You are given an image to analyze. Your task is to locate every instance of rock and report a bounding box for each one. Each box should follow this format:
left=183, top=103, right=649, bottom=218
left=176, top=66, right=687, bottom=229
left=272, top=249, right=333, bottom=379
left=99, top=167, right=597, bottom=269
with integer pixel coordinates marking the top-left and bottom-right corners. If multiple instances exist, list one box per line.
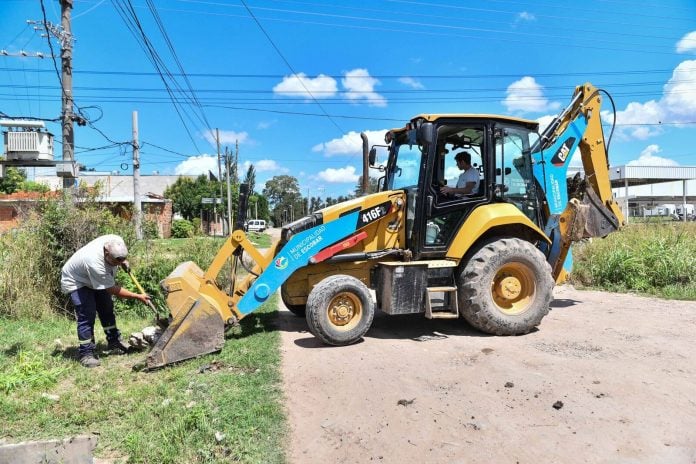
left=40, top=393, right=60, bottom=402
left=215, top=431, right=225, bottom=443
left=142, top=326, right=163, bottom=345
left=504, top=382, right=514, bottom=388
left=552, top=401, right=564, bottom=410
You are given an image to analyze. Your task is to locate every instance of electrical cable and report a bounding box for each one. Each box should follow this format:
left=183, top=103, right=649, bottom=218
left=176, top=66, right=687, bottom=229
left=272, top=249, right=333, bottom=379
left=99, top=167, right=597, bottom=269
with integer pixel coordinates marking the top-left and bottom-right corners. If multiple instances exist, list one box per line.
left=240, top=0, right=345, bottom=135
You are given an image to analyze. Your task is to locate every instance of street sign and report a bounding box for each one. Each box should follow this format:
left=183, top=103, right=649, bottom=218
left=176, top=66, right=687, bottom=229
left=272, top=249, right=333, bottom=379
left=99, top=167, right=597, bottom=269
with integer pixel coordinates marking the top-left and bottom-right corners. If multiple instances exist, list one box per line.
left=201, top=197, right=222, bottom=204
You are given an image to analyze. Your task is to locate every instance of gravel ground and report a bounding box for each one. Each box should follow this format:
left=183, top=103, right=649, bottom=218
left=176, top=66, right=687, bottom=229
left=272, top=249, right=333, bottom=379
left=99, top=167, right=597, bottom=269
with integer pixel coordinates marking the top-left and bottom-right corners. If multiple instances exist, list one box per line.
left=278, top=285, right=696, bottom=464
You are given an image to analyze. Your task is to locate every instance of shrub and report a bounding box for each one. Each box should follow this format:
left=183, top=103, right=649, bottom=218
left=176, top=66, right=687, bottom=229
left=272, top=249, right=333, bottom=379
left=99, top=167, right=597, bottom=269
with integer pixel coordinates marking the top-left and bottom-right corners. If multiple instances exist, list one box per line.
left=171, top=219, right=194, bottom=238
left=0, top=190, right=133, bottom=318
left=573, top=222, right=696, bottom=299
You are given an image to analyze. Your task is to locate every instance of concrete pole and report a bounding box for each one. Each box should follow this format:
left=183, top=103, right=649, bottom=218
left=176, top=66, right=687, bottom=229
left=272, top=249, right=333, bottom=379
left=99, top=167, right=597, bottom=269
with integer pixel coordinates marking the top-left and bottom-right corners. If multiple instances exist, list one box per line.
left=683, top=180, right=688, bottom=223
left=132, top=111, right=142, bottom=239
left=61, top=0, right=74, bottom=189
left=624, top=177, right=629, bottom=221
left=225, top=146, right=232, bottom=234
left=215, top=128, right=224, bottom=235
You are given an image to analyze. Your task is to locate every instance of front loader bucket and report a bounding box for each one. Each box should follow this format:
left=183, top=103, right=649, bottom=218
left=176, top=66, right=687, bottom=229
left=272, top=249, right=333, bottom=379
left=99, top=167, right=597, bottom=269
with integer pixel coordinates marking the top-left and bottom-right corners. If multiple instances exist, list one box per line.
left=146, top=297, right=225, bottom=369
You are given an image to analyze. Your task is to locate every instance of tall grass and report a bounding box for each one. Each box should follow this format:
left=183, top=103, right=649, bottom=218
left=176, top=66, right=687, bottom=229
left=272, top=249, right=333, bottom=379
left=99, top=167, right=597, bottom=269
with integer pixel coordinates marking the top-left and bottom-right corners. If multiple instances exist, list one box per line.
left=0, top=190, right=133, bottom=318
left=573, top=222, right=696, bottom=299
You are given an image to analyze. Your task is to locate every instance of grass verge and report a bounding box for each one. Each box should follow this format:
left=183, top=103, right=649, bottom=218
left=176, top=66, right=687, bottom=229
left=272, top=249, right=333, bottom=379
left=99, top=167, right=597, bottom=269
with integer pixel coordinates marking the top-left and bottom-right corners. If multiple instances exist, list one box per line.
left=0, top=294, right=285, bottom=463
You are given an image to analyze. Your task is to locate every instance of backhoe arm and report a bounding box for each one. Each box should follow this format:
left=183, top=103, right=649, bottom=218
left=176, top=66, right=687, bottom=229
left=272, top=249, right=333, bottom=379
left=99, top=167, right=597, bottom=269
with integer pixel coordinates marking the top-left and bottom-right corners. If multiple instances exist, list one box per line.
left=532, top=82, right=625, bottom=281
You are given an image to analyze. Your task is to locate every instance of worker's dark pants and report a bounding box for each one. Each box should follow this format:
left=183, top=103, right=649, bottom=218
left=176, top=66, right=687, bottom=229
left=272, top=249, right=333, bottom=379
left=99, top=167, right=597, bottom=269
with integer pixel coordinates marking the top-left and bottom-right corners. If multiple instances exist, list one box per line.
left=69, top=287, right=121, bottom=357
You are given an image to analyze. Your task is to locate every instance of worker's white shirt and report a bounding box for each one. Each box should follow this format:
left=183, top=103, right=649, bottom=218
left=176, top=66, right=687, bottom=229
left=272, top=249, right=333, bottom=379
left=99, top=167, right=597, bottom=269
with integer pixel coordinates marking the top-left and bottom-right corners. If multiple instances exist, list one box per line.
left=60, top=235, right=123, bottom=294
left=455, top=167, right=480, bottom=194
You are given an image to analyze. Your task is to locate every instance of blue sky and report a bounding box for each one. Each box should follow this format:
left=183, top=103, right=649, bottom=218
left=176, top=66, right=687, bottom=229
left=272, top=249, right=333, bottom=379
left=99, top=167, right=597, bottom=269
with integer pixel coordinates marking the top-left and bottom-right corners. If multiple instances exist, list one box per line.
left=2, top=0, right=696, bottom=198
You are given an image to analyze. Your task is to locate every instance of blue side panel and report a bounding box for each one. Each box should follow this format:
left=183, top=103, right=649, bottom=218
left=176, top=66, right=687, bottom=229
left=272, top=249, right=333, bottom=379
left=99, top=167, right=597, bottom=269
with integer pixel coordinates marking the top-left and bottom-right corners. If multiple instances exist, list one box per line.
left=236, top=211, right=360, bottom=316
left=532, top=115, right=587, bottom=215
left=532, top=115, right=588, bottom=272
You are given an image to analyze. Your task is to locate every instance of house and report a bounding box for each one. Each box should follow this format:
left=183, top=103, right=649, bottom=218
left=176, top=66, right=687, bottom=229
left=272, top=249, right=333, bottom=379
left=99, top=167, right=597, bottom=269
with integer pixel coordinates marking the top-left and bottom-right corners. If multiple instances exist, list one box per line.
left=0, top=173, right=193, bottom=237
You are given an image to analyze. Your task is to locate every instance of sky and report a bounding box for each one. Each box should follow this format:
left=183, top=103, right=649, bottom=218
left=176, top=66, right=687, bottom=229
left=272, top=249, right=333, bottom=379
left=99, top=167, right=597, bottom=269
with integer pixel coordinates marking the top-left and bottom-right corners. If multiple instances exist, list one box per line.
left=1, top=0, right=696, bottom=199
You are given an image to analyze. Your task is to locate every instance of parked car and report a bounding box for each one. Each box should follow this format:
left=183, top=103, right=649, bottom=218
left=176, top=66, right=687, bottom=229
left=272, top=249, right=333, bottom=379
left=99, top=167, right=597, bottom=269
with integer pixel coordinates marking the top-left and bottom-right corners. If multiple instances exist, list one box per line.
left=245, top=219, right=267, bottom=232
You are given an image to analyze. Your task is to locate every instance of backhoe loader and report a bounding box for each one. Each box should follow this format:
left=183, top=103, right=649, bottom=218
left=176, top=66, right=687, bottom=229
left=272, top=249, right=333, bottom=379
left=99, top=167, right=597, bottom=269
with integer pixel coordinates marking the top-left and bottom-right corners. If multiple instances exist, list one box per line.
left=145, top=82, right=624, bottom=369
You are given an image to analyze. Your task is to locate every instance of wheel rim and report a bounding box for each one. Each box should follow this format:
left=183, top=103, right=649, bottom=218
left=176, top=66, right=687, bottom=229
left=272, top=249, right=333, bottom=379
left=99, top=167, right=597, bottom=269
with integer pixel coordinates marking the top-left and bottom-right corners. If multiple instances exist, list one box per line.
left=326, top=292, right=362, bottom=331
left=491, top=262, right=536, bottom=315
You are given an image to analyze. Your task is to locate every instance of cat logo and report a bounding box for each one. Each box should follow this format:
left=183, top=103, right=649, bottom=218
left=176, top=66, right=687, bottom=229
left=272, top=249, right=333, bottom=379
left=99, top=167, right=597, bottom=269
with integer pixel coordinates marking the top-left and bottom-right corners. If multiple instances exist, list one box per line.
left=551, top=137, right=576, bottom=166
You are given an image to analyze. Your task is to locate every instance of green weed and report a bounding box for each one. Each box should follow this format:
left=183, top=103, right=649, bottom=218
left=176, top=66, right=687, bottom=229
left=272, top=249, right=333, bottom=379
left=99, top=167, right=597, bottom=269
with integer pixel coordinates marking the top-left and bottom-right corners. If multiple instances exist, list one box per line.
left=573, top=222, right=696, bottom=299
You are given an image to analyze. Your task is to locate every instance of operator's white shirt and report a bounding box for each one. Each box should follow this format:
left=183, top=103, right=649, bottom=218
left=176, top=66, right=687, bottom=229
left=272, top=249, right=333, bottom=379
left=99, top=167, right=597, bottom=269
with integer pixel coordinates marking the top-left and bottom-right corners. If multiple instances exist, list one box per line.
left=455, top=167, right=480, bottom=194
left=60, top=235, right=123, bottom=294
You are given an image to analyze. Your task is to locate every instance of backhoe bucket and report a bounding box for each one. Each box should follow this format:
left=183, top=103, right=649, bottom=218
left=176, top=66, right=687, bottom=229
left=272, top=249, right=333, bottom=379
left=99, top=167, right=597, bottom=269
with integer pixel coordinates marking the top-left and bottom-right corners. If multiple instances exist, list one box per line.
left=145, top=261, right=228, bottom=370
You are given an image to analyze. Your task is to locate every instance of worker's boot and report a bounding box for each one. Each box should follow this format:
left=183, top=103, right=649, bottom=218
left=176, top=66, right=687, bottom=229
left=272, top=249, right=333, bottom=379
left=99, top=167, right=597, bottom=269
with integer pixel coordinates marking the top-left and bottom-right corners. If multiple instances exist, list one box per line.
left=105, top=328, right=130, bottom=355
left=79, top=353, right=101, bottom=368
left=106, top=339, right=130, bottom=355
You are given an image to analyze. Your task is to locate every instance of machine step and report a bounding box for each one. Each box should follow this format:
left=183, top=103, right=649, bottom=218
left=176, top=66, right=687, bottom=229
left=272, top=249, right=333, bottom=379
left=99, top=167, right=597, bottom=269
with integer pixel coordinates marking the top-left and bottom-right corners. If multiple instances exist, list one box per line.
left=425, top=285, right=459, bottom=320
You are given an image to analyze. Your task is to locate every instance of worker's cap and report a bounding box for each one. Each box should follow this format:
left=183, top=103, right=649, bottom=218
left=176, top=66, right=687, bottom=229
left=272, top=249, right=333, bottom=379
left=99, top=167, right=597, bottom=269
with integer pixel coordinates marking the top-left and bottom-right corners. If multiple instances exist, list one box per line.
left=104, top=240, right=128, bottom=260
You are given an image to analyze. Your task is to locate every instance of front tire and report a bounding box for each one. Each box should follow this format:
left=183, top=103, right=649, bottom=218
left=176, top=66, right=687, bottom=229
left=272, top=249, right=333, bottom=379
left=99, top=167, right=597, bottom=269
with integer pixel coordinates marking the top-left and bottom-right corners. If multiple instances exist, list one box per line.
left=280, top=286, right=306, bottom=317
left=306, top=275, right=375, bottom=346
left=458, top=237, right=553, bottom=335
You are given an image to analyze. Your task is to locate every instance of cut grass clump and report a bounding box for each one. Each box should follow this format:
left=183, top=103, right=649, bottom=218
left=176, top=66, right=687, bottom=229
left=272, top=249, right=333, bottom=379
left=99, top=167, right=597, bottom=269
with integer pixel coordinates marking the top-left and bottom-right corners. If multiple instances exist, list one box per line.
left=573, top=222, right=696, bottom=300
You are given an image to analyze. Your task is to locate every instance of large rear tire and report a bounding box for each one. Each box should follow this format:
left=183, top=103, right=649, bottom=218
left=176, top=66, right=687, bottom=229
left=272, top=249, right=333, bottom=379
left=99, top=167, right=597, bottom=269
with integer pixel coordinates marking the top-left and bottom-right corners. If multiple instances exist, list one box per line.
left=306, top=275, right=375, bottom=346
left=458, top=237, right=553, bottom=335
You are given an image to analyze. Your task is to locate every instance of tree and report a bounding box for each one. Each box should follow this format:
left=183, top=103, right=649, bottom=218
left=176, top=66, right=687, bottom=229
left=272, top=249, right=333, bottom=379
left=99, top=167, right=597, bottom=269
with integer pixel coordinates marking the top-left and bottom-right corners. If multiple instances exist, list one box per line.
left=353, top=175, right=380, bottom=197
left=243, top=164, right=256, bottom=194
left=262, top=175, right=302, bottom=226
left=164, top=174, right=220, bottom=220
left=0, top=167, right=27, bottom=194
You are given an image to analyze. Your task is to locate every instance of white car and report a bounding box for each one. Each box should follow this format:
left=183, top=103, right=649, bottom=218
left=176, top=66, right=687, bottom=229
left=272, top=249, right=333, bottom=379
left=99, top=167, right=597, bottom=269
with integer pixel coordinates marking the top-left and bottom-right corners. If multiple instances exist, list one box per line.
left=246, top=219, right=266, bottom=232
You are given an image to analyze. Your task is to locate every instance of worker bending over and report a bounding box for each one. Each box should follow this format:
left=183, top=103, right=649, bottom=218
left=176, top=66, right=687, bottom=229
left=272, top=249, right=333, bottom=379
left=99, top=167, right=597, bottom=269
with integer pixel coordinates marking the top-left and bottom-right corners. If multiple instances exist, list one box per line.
left=61, top=234, right=150, bottom=368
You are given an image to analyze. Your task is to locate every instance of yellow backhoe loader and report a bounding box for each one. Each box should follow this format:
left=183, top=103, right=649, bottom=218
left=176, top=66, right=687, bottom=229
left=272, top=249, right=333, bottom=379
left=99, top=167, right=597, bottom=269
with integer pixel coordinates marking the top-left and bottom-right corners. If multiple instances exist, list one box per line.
left=145, top=82, right=624, bottom=369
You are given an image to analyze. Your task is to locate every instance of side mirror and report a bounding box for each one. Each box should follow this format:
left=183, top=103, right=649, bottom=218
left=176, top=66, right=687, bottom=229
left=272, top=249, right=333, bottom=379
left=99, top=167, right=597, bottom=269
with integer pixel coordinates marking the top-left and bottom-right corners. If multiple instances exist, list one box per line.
left=369, top=147, right=377, bottom=167
left=418, top=122, right=435, bottom=146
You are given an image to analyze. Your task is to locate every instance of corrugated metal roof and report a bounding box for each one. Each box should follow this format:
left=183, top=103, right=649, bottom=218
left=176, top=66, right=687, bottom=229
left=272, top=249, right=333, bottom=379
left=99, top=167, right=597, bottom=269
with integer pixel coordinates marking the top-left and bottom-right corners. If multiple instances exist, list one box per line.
left=611, top=165, right=696, bottom=185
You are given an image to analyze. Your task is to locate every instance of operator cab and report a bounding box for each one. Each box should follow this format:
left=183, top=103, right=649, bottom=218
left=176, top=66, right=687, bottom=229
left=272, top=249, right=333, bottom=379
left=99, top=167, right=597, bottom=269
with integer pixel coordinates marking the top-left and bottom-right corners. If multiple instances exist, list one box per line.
left=378, top=115, right=542, bottom=259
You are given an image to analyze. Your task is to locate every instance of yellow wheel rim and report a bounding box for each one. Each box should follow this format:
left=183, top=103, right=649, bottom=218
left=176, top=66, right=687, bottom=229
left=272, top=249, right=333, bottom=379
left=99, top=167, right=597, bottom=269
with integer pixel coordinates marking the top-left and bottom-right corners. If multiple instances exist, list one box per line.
left=327, top=292, right=362, bottom=331
left=491, top=262, right=536, bottom=315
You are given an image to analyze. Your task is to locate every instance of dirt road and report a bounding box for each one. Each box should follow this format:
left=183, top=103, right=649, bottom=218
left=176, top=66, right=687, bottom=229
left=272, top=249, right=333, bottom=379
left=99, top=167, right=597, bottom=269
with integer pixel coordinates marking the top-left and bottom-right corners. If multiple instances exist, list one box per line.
left=277, top=285, right=696, bottom=463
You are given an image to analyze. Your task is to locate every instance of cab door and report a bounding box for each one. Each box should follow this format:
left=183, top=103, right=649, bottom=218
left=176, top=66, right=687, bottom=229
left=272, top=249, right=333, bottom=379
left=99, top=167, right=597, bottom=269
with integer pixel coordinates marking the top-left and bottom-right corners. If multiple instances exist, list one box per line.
left=416, top=121, right=491, bottom=259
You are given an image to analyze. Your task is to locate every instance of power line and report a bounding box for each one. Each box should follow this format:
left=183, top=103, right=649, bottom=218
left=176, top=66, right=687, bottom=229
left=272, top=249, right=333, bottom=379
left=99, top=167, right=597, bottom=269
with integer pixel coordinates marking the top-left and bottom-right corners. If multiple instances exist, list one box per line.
left=0, top=65, right=683, bottom=80
left=112, top=0, right=205, bottom=153
left=239, top=0, right=345, bottom=135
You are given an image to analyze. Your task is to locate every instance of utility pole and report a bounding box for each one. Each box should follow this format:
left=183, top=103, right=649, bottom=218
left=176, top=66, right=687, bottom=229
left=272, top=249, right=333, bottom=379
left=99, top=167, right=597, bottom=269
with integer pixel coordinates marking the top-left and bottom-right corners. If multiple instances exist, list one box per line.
left=59, top=0, right=74, bottom=188
left=225, top=146, right=232, bottom=234
left=215, top=128, right=224, bottom=235
left=132, top=111, right=142, bottom=239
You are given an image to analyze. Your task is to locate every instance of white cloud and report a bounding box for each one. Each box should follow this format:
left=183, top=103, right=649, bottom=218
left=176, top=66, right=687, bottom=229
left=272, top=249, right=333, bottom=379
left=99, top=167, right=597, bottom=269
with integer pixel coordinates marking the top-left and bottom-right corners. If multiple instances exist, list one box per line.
left=604, top=100, right=666, bottom=140
left=342, top=68, right=387, bottom=107
left=203, top=129, right=250, bottom=145
left=605, top=60, right=696, bottom=141
left=536, top=114, right=555, bottom=132
left=242, top=159, right=287, bottom=173
left=256, top=120, right=276, bottom=130
left=317, top=165, right=360, bottom=183
left=516, top=11, right=536, bottom=22
left=662, top=60, right=696, bottom=119
left=399, top=77, right=424, bottom=89
left=503, top=76, right=560, bottom=113
left=312, top=129, right=388, bottom=157
left=676, top=31, right=696, bottom=54
left=174, top=154, right=218, bottom=176
left=273, top=73, right=337, bottom=98
left=627, top=144, right=679, bottom=166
